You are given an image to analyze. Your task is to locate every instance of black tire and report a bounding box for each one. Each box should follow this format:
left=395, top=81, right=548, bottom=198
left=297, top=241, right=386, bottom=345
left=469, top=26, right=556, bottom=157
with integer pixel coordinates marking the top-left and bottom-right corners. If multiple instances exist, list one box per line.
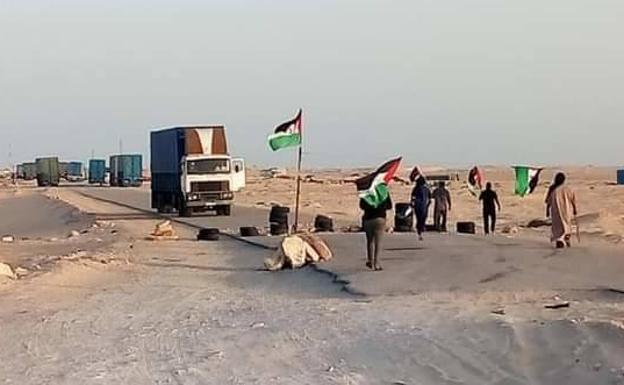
left=240, top=226, right=260, bottom=237
left=269, top=206, right=290, bottom=223
left=314, top=215, right=334, bottom=232
left=197, top=228, right=220, bottom=241
left=456, top=221, right=476, bottom=234
left=394, top=225, right=412, bottom=233
left=270, top=223, right=288, bottom=236
left=220, top=205, right=231, bottom=216
left=395, top=203, right=412, bottom=217
left=179, top=202, right=192, bottom=217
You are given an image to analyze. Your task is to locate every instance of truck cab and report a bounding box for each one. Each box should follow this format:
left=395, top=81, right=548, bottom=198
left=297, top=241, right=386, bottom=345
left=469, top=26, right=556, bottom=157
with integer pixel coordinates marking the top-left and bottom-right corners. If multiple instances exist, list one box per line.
left=150, top=126, right=245, bottom=217
left=181, top=155, right=245, bottom=215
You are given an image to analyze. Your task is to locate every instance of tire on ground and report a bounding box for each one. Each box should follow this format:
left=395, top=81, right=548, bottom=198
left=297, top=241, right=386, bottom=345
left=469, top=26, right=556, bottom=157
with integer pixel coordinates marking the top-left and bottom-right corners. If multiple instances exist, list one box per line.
left=456, top=221, right=476, bottom=234
left=314, top=215, right=334, bottom=232
left=240, top=226, right=260, bottom=237
left=197, top=228, right=220, bottom=241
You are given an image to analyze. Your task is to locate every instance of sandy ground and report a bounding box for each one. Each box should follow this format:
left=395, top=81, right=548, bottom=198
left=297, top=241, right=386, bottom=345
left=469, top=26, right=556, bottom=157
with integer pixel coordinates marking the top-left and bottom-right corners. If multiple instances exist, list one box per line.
left=0, top=179, right=623, bottom=384
left=237, top=166, right=624, bottom=244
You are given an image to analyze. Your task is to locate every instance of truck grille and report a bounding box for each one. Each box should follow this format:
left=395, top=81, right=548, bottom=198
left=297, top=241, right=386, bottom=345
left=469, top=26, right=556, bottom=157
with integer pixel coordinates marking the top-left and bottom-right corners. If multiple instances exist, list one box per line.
left=191, top=181, right=230, bottom=193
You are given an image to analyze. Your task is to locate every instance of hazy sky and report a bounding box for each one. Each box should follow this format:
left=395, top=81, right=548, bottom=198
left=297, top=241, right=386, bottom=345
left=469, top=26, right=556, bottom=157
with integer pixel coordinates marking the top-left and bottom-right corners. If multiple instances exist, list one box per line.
left=1, top=0, right=623, bottom=168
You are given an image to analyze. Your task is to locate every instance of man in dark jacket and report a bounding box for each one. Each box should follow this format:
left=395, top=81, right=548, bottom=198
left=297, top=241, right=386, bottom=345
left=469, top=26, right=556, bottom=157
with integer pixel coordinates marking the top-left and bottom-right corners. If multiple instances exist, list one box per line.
left=479, top=182, right=501, bottom=234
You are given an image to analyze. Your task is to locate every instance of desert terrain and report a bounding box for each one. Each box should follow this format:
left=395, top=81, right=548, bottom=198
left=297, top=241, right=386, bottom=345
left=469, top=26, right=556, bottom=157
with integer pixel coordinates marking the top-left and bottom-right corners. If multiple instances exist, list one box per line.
left=239, top=165, right=624, bottom=244
left=0, top=167, right=623, bottom=384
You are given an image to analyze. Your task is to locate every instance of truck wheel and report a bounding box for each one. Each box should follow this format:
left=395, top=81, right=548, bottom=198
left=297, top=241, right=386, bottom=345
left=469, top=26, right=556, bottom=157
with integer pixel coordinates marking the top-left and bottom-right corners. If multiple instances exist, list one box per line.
left=220, top=205, right=231, bottom=216
left=179, top=204, right=192, bottom=217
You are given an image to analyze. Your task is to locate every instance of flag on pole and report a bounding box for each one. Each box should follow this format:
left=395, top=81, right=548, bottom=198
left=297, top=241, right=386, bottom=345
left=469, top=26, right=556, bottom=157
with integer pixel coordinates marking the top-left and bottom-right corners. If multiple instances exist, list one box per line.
left=513, top=166, right=543, bottom=197
left=268, top=109, right=302, bottom=151
left=468, top=166, right=484, bottom=196
left=355, top=157, right=402, bottom=208
left=409, top=166, right=422, bottom=183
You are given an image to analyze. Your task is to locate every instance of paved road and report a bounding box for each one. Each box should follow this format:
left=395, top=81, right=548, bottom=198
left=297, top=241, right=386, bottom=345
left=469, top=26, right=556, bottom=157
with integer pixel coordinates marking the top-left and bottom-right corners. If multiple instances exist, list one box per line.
left=72, top=186, right=324, bottom=232
left=254, top=232, right=624, bottom=296
left=0, top=193, right=93, bottom=238
left=70, top=186, right=624, bottom=297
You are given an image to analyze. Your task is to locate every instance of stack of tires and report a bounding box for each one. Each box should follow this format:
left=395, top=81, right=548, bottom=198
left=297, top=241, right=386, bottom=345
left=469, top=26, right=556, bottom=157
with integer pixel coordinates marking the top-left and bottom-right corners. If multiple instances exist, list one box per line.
left=314, top=215, right=334, bottom=232
left=269, top=206, right=290, bottom=235
left=394, top=203, right=413, bottom=232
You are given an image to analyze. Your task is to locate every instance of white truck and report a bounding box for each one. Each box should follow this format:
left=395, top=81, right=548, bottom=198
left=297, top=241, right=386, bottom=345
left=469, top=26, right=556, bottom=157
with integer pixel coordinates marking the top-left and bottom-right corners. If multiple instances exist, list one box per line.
left=150, top=126, right=245, bottom=216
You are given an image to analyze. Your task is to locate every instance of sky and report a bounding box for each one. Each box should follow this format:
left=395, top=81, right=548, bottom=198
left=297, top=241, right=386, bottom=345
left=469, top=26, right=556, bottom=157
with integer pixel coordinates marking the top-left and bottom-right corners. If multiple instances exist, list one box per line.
left=1, top=0, right=623, bottom=169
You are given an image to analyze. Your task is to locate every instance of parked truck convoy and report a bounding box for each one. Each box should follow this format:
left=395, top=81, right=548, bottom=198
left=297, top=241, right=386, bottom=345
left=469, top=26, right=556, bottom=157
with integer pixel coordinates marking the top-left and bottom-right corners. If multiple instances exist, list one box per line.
left=22, top=163, right=36, bottom=180
left=109, top=154, right=143, bottom=187
left=35, top=157, right=60, bottom=187
left=150, top=126, right=245, bottom=216
left=66, top=161, right=85, bottom=182
left=88, top=159, right=106, bottom=185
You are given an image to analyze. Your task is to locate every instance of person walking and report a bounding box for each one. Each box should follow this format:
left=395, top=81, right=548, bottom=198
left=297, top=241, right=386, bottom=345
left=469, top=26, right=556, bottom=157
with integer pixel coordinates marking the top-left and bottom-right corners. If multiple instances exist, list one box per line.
left=411, top=176, right=431, bottom=240
left=431, top=181, right=452, bottom=232
left=545, top=172, right=578, bottom=248
left=360, top=194, right=392, bottom=271
left=479, top=182, right=501, bottom=234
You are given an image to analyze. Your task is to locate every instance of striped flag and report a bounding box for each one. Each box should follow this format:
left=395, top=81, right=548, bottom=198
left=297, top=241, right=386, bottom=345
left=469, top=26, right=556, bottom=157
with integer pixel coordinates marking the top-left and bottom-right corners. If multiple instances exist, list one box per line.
left=468, top=166, right=484, bottom=196
left=268, top=109, right=302, bottom=151
left=356, top=157, right=402, bottom=208
left=513, top=166, right=543, bottom=197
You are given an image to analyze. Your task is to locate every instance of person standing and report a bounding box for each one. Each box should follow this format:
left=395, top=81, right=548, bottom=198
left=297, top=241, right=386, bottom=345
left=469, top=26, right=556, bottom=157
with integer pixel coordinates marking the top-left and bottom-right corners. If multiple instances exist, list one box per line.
left=411, top=176, right=431, bottom=240
left=431, top=181, right=452, bottom=232
left=545, top=172, right=577, bottom=248
left=360, top=195, right=392, bottom=271
left=479, top=182, right=501, bottom=234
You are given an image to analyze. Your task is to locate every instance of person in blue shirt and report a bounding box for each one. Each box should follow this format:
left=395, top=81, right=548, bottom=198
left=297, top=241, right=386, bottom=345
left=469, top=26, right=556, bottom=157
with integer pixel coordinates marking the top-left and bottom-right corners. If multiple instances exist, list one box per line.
left=411, top=176, right=431, bottom=240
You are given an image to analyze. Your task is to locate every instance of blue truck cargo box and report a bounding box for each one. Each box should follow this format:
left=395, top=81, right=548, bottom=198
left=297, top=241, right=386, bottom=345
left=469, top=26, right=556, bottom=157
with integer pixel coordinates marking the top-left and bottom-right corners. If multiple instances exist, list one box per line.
left=109, top=154, right=142, bottom=187
left=618, top=169, right=624, bottom=185
left=88, top=159, right=106, bottom=184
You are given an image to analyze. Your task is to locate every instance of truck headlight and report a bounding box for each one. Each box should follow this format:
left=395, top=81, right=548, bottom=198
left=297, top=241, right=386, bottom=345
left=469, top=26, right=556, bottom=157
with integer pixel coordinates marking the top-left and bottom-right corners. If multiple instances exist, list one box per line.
left=189, top=194, right=199, bottom=201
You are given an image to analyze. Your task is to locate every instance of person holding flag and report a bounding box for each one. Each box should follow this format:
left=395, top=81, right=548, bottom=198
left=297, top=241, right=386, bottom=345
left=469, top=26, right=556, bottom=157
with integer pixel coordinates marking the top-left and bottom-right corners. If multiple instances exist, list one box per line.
left=356, top=157, right=402, bottom=271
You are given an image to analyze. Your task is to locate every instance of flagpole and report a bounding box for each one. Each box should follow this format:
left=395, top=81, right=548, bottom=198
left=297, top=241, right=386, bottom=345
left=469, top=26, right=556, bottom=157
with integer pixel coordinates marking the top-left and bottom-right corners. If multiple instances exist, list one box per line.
left=293, top=145, right=303, bottom=233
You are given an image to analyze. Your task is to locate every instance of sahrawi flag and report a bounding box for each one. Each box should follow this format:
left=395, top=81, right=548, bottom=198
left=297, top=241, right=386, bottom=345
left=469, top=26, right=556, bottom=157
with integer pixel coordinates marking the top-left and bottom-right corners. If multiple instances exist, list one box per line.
left=513, top=166, right=543, bottom=197
left=268, top=109, right=302, bottom=151
left=467, top=166, right=484, bottom=196
left=356, top=157, right=402, bottom=208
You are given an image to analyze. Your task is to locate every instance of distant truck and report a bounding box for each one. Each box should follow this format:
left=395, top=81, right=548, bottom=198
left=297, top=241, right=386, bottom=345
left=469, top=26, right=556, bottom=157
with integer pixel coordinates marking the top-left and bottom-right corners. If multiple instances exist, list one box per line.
left=150, top=126, right=245, bottom=216
left=22, top=162, right=37, bottom=180
left=35, top=157, right=60, bottom=187
left=66, top=161, right=85, bottom=182
left=59, top=162, right=69, bottom=180
left=15, top=164, right=24, bottom=179
left=88, top=159, right=106, bottom=185
left=109, top=154, right=142, bottom=187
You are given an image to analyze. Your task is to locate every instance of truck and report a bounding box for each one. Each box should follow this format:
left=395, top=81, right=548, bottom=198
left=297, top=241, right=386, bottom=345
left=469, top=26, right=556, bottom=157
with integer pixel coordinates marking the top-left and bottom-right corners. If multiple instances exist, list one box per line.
left=150, top=126, right=245, bottom=217
left=22, top=162, right=37, bottom=180
left=88, top=159, right=106, bottom=185
left=15, top=164, right=24, bottom=179
left=109, top=154, right=142, bottom=187
left=59, top=162, right=69, bottom=180
left=35, top=157, right=60, bottom=187
left=66, top=161, right=85, bottom=182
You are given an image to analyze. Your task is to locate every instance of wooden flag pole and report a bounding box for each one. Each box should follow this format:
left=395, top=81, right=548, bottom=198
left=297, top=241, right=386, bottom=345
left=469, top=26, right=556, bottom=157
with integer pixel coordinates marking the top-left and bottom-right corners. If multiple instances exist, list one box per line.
left=293, top=144, right=303, bottom=233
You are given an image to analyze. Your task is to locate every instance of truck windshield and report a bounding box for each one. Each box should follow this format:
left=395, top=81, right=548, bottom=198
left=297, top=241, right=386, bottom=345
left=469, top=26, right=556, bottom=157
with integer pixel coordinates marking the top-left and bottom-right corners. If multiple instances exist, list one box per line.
left=187, top=159, right=230, bottom=174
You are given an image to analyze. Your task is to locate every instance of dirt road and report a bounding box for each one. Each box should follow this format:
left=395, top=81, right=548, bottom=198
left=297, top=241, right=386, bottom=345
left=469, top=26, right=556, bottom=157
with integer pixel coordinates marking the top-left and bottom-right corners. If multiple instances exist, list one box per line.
left=0, top=189, right=623, bottom=384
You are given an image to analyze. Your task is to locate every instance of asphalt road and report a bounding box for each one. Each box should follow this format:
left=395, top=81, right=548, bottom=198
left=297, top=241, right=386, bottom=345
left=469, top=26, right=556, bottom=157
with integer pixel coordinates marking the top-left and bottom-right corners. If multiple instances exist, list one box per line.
left=69, top=186, right=624, bottom=297
left=72, top=186, right=318, bottom=232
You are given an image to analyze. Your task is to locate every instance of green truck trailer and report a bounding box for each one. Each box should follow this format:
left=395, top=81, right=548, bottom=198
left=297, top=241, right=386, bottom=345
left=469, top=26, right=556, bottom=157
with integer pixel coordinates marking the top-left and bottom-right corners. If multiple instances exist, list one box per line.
left=35, top=157, right=60, bottom=187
